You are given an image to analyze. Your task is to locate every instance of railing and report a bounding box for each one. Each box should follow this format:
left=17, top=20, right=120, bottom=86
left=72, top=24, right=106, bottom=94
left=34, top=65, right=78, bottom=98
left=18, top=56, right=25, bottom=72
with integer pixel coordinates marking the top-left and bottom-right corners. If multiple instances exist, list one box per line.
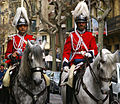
left=107, top=15, right=120, bottom=33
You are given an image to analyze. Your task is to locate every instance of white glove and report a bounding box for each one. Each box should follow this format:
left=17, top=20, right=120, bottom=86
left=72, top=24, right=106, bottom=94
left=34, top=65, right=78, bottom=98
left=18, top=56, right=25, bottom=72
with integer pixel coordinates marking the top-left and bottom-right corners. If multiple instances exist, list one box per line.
left=63, top=66, right=69, bottom=72
left=81, top=51, right=86, bottom=55
left=85, top=52, right=92, bottom=58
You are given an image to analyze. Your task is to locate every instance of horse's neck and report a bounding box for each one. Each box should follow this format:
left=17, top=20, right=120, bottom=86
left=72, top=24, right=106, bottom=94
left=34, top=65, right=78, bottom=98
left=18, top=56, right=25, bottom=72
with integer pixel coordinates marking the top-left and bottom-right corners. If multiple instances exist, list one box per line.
left=83, top=56, right=101, bottom=96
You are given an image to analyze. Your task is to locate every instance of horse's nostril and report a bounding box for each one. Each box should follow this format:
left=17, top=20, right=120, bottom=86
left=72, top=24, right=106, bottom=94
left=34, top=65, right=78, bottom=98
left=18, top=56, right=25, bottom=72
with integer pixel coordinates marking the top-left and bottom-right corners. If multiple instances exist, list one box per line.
left=34, top=80, right=42, bottom=85
left=40, top=80, right=42, bottom=84
left=101, top=89, right=110, bottom=94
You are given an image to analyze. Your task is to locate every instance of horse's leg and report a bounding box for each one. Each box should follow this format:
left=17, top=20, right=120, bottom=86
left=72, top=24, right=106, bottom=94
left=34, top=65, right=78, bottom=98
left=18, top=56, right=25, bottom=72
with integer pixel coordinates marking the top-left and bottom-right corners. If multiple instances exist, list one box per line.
left=66, top=85, right=74, bottom=104
left=2, top=87, right=10, bottom=104
left=46, top=85, right=50, bottom=103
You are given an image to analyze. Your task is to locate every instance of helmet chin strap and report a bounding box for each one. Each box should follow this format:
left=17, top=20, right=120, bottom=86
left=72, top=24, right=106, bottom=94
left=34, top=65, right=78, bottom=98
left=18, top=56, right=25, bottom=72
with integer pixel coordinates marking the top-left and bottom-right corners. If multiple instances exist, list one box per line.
left=19, top=31, right=27, bottom=36
left=74, top=22, right=86, bottom=34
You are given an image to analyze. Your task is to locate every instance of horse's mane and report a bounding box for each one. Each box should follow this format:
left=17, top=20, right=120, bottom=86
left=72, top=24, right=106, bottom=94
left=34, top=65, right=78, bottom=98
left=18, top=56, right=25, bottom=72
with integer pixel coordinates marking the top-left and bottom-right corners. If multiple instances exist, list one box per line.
left=93, top=49, right=116, bottom=68
left=18, top=43, right=44, bottom=80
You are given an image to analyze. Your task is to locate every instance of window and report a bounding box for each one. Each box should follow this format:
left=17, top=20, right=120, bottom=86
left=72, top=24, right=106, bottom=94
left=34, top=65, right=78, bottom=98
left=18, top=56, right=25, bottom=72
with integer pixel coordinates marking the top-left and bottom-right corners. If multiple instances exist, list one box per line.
left=31, top=20, right=36, bottom=32
left=107, top=45, right=111, bottom=51
left=42, top=35, right=47, bottom=41
left=115, top=44, right=119, bottom=50
left=117, top=63, right=120, bottom=83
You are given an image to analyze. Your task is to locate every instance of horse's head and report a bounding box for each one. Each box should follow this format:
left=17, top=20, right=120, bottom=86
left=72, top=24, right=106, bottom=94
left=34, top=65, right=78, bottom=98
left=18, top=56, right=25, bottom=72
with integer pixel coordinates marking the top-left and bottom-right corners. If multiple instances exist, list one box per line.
left=97, top=49, right=118, bottom=94
left=19, top=40, right=46, bottom=85
left=27, top=40, right=46, bottom=85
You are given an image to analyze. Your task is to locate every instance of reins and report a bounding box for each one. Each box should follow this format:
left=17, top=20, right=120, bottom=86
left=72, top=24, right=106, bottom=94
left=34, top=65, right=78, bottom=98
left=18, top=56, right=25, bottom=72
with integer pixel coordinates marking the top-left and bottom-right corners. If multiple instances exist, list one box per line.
left=74, top=57, right=109, bottom=104
left=81, top=77, right=108, bottom=104
left=17, top=78, right=47, bottom=104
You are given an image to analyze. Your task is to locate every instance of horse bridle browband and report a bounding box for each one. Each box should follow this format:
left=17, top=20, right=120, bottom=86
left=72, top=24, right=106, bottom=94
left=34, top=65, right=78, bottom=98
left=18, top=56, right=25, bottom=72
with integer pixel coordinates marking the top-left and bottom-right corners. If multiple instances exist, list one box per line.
left=97, top=60, right=112, bottom=83
left=30, top=67, right=45, bottom=73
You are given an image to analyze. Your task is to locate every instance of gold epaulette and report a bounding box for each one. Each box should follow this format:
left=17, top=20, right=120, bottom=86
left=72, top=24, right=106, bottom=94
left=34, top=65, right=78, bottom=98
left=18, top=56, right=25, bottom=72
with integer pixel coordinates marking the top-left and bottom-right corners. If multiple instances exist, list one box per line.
left=92, top=33, right=96, bottom=37
left=7, top=37, right=12, bottom=40
left=33, top=35, right=36, bottom=39
left=8, top=34, right=17, bottom=40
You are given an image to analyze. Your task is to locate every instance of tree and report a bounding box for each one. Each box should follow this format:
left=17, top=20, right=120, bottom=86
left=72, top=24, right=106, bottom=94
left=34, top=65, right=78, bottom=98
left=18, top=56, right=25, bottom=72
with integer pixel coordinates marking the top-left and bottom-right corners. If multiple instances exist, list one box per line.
left=38, top=0, right=79, bottom=71
left=90, top=0, right=111, bottom=51
left=23, top=0, right=112, bottom=71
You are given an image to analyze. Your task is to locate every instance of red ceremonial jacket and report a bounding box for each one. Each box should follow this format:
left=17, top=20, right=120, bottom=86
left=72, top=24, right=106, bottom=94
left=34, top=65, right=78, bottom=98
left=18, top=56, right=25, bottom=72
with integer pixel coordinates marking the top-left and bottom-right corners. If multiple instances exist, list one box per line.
left=5, top=34, right=35, bottom=65
left=63, top=31, right=98, bottom=64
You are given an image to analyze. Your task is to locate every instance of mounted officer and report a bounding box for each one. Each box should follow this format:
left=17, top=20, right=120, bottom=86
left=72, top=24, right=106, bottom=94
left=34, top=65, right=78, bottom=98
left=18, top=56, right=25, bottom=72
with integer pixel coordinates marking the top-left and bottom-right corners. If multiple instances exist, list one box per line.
left=4, top=6, right=35, bottom=87
left=5, top=7, right=35, bottom=67
left=61, top=1, right=98, bottom=104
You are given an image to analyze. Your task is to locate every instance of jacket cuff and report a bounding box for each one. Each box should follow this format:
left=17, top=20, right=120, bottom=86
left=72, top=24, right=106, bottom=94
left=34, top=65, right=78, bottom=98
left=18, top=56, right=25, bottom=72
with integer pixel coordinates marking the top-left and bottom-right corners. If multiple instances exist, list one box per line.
left=89, top=50, right=94, bottom=56
left=63, top=62, right=69, bottom=67
left=63, top=58, right=69, bottom=64
left=7, top=54, right=12, bottom=59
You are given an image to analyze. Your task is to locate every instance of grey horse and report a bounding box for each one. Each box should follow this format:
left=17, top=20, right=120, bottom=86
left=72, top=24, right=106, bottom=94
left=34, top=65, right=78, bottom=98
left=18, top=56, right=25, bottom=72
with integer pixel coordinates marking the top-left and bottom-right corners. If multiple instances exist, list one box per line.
left=61, top=49, right=118, bottom=104
left=9, top=40, right=48, bottom=104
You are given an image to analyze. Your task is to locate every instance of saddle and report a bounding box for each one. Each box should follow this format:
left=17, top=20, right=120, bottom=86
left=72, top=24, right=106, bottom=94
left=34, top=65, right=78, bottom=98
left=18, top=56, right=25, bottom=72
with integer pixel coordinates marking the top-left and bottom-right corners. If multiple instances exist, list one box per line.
left=60, top=62, right=86, bottom=88
left=3, top=63, right=20, bottom=87
left=65, top=64, right=86, bottom=104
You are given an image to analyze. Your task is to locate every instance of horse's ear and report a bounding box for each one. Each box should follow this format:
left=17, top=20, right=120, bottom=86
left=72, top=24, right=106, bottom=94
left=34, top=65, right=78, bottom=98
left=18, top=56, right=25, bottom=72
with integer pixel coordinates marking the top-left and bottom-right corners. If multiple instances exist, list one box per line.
left=113, top=50, right=119, bottom=62
left=40, top=40, right=46, bottom=50
left=27, top=40, right=33, bottom=48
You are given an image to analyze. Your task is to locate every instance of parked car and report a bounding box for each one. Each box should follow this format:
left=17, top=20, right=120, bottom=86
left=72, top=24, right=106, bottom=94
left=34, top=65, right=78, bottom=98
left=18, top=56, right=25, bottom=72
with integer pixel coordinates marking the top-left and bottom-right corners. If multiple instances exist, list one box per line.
left=44, top=70, right=61, bottom=94
left=110, top=63, right=120, bottom=104
left=50, top=71, right=61, bottom=94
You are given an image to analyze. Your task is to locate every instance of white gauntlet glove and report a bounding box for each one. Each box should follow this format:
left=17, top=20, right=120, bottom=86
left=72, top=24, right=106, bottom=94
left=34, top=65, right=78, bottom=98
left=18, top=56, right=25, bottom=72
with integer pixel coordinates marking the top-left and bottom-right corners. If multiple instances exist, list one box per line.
left=63, top=66, right=69, bottom=72
left=85, top=53, right=92, bottom=58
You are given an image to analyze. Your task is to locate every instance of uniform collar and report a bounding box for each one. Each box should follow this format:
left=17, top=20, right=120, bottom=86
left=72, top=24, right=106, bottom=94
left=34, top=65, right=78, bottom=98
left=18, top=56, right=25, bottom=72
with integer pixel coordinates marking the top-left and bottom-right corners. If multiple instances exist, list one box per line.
left=77, top=29, right=86, bottom=34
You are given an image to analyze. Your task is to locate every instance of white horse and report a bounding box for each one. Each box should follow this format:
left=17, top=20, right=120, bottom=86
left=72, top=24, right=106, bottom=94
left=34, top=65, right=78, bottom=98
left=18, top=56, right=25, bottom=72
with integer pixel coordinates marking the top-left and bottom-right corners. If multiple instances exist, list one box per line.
left=61, top=49, right=118, bottom=104
left=9, top=40, right=48, bottom=104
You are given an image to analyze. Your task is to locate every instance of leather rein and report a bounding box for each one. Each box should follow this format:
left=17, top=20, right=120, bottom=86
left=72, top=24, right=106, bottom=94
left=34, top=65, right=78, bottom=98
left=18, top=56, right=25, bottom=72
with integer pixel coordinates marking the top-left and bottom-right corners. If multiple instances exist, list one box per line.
left=18, top=67, right=47, bottom=104
left=74, top=58, right=110, bottom=104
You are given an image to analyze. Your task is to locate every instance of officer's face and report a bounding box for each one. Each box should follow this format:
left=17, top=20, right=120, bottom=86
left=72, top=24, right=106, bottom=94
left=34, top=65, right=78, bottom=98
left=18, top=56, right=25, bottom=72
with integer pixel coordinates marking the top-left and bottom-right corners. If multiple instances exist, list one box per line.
left=77, top=22, right=87, bottom=31
left=17, top=25, right=28, bottom=35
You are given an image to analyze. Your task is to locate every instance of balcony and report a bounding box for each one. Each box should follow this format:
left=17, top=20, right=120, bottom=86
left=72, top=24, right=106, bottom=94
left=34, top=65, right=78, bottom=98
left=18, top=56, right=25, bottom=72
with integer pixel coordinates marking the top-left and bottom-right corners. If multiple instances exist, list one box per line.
left=107, top=15, right=120, bottom=34
left=0, top=0, right=5, bottom=5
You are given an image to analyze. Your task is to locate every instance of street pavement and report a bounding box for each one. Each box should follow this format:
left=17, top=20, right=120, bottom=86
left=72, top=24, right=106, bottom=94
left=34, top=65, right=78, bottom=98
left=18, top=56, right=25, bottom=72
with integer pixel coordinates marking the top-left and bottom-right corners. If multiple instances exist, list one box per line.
left=49, top=93, right=63, bottom=104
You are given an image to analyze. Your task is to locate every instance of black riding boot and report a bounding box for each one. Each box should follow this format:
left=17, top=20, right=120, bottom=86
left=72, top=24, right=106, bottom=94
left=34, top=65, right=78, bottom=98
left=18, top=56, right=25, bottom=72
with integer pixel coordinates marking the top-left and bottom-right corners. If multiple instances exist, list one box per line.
left=66, top=85, right=73, bottom=104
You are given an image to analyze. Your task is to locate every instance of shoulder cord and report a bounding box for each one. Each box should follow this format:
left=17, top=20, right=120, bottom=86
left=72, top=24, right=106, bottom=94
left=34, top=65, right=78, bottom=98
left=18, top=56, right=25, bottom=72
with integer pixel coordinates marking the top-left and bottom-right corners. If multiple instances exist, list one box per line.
left=13, top=34, right=26, bottom=51
left=69, top=31, right=88, bottom=62
left=75, top=31, right=88, bottom=52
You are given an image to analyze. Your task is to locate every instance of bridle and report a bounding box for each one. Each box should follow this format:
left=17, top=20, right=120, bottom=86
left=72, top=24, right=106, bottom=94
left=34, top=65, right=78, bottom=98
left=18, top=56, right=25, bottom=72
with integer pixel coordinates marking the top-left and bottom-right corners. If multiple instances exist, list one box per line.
left=74, top=58, right=110, bottom=104
left=97, top=60, right=112, bottom=83
left=30, top=66, right=45, bottom=73
left=18, top=78, right=47, bottom=104
left=18, top=65, right=47, bottom=104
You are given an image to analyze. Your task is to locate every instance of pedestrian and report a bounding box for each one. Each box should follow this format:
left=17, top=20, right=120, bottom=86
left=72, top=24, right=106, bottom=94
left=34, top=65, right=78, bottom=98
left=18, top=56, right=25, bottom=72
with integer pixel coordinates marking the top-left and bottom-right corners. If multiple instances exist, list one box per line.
left=0, top=63, right=6, bottom=89
left=62, top=1, right=98, bottom=104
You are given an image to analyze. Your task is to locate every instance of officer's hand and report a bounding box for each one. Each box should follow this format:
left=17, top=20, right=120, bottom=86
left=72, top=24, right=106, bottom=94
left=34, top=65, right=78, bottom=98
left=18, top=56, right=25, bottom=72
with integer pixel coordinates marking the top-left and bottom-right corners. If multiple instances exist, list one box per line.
left=63, top=66, right=69, bottom=72
left=85, top=53, right=92, bottom=58
left=81, top=51, right=86, bottom=55
left=12, top=51, right=19, bottom=57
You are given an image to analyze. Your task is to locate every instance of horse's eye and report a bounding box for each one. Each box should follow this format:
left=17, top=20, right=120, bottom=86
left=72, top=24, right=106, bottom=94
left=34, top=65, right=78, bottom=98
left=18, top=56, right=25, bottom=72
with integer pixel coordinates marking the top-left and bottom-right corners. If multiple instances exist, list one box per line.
left=30, top=58, right=33, bottom=62
left=100, top=68, right=104, bottom=73
left=100, top=60, right=105, bottom=64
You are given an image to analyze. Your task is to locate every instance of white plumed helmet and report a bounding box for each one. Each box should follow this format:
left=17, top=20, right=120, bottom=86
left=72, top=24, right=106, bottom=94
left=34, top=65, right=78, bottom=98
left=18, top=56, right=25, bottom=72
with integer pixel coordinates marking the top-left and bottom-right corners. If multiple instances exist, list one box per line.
left=71, top=0, right=89, bottom=22
left=12, top=1, right=29, bottom=27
